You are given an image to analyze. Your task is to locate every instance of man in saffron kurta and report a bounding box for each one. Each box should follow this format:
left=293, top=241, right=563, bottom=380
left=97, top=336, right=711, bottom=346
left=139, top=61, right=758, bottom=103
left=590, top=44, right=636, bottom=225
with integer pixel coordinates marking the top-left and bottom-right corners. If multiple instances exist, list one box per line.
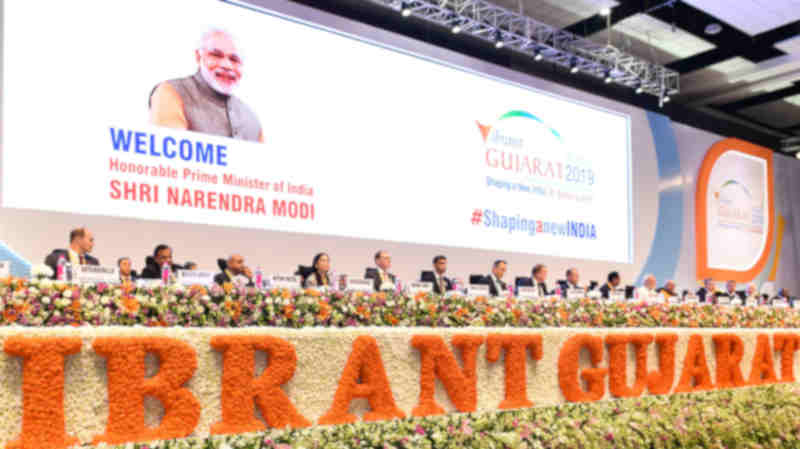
left=149, top=28, right=264, bottom=143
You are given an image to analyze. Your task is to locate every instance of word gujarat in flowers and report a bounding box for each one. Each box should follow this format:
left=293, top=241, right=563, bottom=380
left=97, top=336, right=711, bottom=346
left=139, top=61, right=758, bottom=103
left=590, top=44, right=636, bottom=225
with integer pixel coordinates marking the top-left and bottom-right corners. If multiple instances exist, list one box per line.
left=1, top=328, right=799, bottom=449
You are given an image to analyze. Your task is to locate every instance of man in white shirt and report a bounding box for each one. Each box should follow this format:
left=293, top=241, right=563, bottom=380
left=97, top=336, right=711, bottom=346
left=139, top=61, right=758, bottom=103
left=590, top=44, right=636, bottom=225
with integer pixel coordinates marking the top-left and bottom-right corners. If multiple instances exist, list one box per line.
left=637, top=274, right=658, bottom=301
left=743, top=283, right=759, bottom=305
left=487, top=260, right=508, bottom=297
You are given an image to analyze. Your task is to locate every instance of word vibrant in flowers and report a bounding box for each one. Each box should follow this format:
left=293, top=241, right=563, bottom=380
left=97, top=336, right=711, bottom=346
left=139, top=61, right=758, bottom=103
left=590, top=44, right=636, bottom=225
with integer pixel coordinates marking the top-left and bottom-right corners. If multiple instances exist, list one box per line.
left=1, top=328, right=799, bottom=449
left=2, top=278, right=800, bottom=329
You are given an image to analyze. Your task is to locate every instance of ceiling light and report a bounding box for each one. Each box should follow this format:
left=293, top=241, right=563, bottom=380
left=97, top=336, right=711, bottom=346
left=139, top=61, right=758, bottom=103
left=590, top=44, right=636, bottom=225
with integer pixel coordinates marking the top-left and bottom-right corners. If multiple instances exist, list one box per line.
left=705, top=23, right=723, bottom=35
left=635, top=85, right=644, bottom=94
left=569, top=59, right=579, bottom=74
left=400, top=2, right=412, bottom=17
left=796, top=152, right=800, bottom=160
left=599, top=7, right=611, bottom=16
left=663, top=95, right=670, bottom=103
left=604, top=71, right=613, bottom=83
left=534, top=49, right=543, bottom=61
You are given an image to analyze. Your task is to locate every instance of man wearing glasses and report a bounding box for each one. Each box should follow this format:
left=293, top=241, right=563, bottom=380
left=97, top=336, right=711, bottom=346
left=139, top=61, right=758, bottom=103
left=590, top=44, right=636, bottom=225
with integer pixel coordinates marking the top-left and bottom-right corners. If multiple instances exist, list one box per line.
left=148, top=28, right=264, bottom=143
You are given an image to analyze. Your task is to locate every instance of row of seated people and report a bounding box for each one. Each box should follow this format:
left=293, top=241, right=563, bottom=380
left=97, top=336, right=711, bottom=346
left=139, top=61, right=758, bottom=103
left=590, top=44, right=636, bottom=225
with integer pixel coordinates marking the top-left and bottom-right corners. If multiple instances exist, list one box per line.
left=44, top=228, right=790, bottom=304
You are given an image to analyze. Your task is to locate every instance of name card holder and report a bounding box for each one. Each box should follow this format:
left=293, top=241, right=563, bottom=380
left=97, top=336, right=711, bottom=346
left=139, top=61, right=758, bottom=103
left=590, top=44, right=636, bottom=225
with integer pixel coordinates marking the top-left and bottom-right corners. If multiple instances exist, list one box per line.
left=566, top=289, right=585, bottom=302
left=0, top=261, right=9, bottom=278
left=344, top=276, right=374, bottom=293
left=717, top=295, right=732, bottom=306
left=667, top=295, right=681, bottom=305
left=177, top=270, right=215, bottom=287
left=467, top=284, right=490, bottom=298
left=516, top=286, right=539, bottom=300
left=267, top=275, right=302, bottom=290
left=684, top=295, right=699, bottom=305
left=773, top=299, right=789, bottom=309
left=136, top=278, right=163, bottom=288
left=75, top=265, right=119, bottom=284
left=609, top=289, right=626, bottom=303
left=730, top=298, right=743, bottom=306
left=407, top=282, right=433, bottom=294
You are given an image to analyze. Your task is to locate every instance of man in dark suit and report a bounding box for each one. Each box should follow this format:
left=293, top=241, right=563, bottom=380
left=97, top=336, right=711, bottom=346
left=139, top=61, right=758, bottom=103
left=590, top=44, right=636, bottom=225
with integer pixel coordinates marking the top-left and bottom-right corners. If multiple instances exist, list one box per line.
left=44, top=228, right=100, bottom=278
left=117, top=257, right=138, bottom=283
left=486, top=260, right=508, bottom=297
left=696, top=278, right=717, bottom=304
left=140, top=244, right=184, bottom=279
left=214, top=254, right=253, bottom=285
left=421, top=255, right=453, bottom=295
left=365, top=250, right=397, bottom=291
left=532, top=264, right=550, bottom=297
left=561, top=267, right=581, bottom=298
left=599, top=271, right=621, bottom=299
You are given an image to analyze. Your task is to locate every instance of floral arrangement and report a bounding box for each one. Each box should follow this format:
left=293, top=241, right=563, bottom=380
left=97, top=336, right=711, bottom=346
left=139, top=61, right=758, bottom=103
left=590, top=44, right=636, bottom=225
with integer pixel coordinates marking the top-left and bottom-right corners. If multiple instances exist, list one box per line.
left=88, top=384, right=800, bottom=449
left=1, top=277, right=799, bottom=328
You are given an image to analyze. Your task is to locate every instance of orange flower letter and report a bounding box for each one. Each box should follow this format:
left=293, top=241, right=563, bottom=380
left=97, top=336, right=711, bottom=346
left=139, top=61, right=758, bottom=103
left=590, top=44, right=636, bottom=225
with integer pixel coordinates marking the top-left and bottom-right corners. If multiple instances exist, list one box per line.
left=646, top=333, right=678, bottom=394
left=318, top=336, right=405, bottom=424
left=558, top=334, right=608, bottom=402
left=605, top=334, right=653, bottom=398
left=748, top=334, right=778, bottom=385
left=92, top=337, right=201, bottom=444
left=210, top=336, right=310, bottom=434
left=712, top=334, right=747, bottom=388
left=486, top=334, right=543, bottom=409
left=411, top=334, right=485, bottom=416
left=774, top=333, right=800, bottom=383
left=4, top=337, right=82, bottom=449
left=675, top=335, right=714, bottom=392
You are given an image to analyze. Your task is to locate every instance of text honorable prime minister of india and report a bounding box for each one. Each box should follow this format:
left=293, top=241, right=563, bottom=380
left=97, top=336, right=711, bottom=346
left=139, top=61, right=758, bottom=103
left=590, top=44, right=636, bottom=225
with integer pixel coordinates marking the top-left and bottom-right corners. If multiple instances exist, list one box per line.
left=148, top=28, right=264, bottom=143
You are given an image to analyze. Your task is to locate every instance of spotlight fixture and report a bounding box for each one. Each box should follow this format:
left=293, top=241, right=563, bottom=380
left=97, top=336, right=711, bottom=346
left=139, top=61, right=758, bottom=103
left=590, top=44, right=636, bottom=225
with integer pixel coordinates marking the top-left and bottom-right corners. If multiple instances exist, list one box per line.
left=635, top=85, right=644, bottom=94
left=534, top=48, right=543, bottom=61
left=599, top=7, right=611, bottom=16
left=494, top=30, right=504, bottom=48
left=663, top=95, right=670, bottom=103
left=604, top=71, right=613, bottom=83
left=451, top=17, right=462, bottom=34
left=400, top=2, right=412, bottom=17
left=569, top=59, right=579, bottom=74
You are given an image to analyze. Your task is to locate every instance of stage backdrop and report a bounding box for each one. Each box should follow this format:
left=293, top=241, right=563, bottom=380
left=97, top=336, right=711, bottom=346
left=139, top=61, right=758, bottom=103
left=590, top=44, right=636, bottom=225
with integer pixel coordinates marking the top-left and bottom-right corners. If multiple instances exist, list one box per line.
left=0, top=0, right=798, bottom=293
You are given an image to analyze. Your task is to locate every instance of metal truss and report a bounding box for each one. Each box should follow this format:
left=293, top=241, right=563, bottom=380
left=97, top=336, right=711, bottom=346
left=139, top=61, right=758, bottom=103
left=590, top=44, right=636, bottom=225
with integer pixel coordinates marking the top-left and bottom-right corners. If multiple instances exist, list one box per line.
left=369, top=0, right=680, bottom=104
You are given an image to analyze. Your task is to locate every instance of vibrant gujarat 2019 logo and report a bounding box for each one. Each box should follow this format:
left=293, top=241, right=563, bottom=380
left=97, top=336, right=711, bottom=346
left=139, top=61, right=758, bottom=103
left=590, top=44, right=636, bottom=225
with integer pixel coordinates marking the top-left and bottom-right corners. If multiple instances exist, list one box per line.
left=712, top=179, right=764, bottom=233
left=476, top=110, right=565, bottom=180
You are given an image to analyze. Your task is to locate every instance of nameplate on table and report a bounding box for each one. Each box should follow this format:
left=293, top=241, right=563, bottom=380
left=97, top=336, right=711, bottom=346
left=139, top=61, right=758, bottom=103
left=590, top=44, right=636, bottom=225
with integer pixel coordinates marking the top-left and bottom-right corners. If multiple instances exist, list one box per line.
left=516, top=286, right=539, bottom=300
left=667, top=295, right=681, bottom=305
left=268, top=275, right=301, bottom=290
left=566, top=289, right=585, bottom=301
left=467, top=284, right=490, bottom=297
left=609, top=289, right=626, bottom=302
left=75, top=265, right=119, bottom=284
left=717, top=295, right=732, bottom=306
left=136, top=278, right=163, bottom=288
left=177, top=270, right=215, bottom=286
left=344, top=277, right=374, bottom=292
left=730, top=298, right=743, bottom=306
left=408, top=282, right=433, bottom=294
left=0, top=261, right=9, bottom=278
left=773, top=299, right=789, bottom=309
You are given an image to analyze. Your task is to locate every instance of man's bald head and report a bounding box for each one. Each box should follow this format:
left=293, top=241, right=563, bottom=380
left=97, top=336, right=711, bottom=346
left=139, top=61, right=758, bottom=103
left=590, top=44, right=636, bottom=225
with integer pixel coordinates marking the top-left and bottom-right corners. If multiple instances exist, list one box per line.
left=196, top=28, right=243, bottom=95
left=227, top=254, right=245, bottom=275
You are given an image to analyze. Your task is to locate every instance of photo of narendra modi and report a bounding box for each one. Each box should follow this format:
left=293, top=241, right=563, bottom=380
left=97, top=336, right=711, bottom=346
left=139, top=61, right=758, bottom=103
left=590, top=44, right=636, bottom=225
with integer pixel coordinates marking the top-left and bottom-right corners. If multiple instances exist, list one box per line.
left=148, top=28, right=265, bottom=143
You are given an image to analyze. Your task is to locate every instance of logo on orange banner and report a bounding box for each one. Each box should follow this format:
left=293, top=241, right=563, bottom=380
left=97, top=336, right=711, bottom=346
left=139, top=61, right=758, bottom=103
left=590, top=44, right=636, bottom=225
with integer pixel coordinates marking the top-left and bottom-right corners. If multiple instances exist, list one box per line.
left=695, top=138, right=774, bottom=282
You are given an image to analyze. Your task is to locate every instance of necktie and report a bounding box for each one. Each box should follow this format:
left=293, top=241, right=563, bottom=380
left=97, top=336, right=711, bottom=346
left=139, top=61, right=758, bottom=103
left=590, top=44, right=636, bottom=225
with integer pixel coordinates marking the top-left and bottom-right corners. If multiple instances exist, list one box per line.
left=79, top=254, right=86, bottom=265
left=439, top=277, right=445, bottom=293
